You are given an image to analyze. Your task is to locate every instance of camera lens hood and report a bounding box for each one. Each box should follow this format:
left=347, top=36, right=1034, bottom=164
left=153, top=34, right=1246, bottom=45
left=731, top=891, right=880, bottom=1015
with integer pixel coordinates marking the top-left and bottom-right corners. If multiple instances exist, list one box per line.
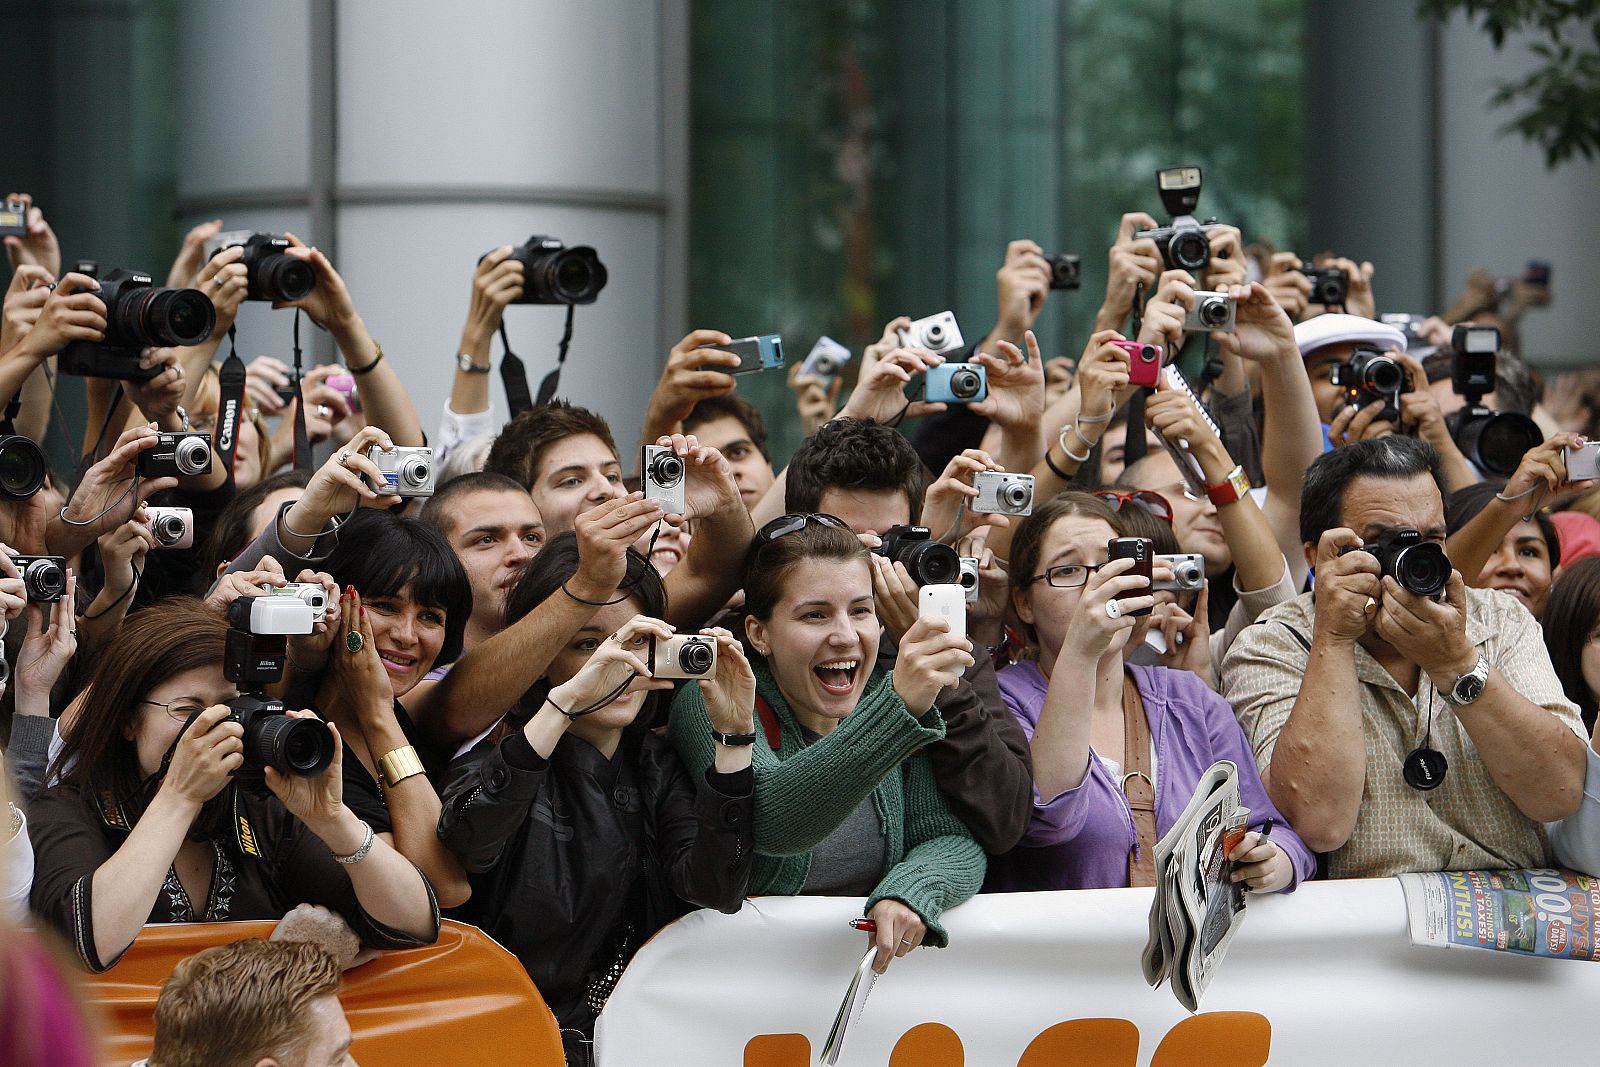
left=0, top=435, right=46, bottom=501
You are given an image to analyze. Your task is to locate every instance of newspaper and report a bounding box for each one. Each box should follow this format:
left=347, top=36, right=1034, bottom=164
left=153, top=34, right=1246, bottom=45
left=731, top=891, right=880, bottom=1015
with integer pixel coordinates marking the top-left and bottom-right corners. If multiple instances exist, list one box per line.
left=1140, top=760, right=1251, bottom=1012
left=820, top=946, right=879, bottom=1065
left=1397, top=868, right=1600, bottom=961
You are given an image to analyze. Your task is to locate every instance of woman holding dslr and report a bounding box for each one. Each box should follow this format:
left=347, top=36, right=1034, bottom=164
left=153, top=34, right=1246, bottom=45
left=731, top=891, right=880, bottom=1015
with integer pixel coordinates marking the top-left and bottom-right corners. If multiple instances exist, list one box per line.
left=27, top=599, right=439, bottom=972
left=670, top=515, right=985, bottom=976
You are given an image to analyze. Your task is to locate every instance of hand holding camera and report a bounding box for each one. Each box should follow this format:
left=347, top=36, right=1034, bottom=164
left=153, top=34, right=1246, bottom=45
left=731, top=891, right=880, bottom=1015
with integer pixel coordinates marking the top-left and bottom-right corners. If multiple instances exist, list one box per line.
left=891, top=611, right=975, bottom=715
left=98, top=512, right=153, bottom=604
left=1150, top=580, right=1212, bottom=682
left=55, top=424, right=179, bottom=552
left=1, top=264, right=54, bottom=354
left=1311, top=529, right=1384, bottom=643
left=0, top=547, right=27, bottom=625
left=786, top=356, right=843, bottom=437
left=1202, top=224, right=1248, bottom=289
left=842, top=343, right=947, bottom=423
left=1060, top=552, right=1154, bottom=663
left=1074, top=330, right=1136, bottom=419
left=1372, top=568, right=1475, bottom=682
left=124, top=347, right=187, bottom=427
left=13, top=574, right=76, bottom=716
left=971, top=330, right=1045, bottom=430
left=647, top=329, right=738, bottom=429
left=921, top=448, right=1013, bottom=540
left=1, top=193, right=61, bottom=277
left=205, top=555, right=289, bottom=616
left=570, top=493, right=666, bottom=601
left=289, top=425, right=396, bottom=533
left=161, top=705, right=246, bottom=809
left=17, top=272, right=107, bottom=362
left=691, top=628, right=757, bottom=743
left=165, top=218, right=223, bottom=289
left=650, top=433, right=741, bottom=522
left=202, top=232, right=317, bottom=303
left=1212, top=282, right=1297, bottom=365
left=868, top=549, right=922, bottom=646
left=1317, top=256, right=1375, bottom=319
left=192, top=243, right=249, bottom=338
left=993, top=239, right=1054, bottom=336
left=546, top=615, right=677, bottom=718
left=1100, top=212, right=1163, bottom=326
left=1261, top=252, right=1313, bottom=321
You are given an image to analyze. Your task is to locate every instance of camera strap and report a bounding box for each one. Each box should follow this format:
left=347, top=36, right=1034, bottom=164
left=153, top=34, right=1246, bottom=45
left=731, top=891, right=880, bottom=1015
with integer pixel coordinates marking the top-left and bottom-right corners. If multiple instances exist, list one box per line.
left=498, top=322, right=533, bottom=415
left=215, top=326, right=247, bottom=491
left=290, top=311, right=311, bottom=471
left=0, top=395, right=20, bottom=436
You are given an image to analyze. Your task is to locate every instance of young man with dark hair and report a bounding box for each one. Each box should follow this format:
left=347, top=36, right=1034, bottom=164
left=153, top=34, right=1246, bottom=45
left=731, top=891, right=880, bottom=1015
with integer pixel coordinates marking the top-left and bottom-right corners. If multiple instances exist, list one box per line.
left=682, top=394, right=775, bottom=512
left=483, top=400, right=625, bottom=535
left=786, top=417, right=927, bottom=535
left=421, top=471, right=545, bottom=651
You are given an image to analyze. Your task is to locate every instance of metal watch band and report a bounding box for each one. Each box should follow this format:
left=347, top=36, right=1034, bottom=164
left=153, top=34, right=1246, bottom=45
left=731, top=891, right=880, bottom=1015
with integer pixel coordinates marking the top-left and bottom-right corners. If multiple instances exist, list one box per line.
left=709, top=728, right=758, bottom=747
left=457, top=352, right=491, bottom=374
left=378, top=744, right=427, bottom=788
left=1444, top=653, right=1491, bottom=706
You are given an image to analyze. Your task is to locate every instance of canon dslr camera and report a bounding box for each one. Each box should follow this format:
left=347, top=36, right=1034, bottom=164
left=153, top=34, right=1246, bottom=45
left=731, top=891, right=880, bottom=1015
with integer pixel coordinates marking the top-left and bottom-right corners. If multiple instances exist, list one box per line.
left=492, top=235, right=608, bottom=305
left=875, top=526, right=960, bottom=587
left=59, top=268, right=216, bottom=381
left=203, top=231, right=317, bottom=302
left=1330, top=347, right=1405, bottom=424
left=1344, top=528, right=1451, bottom=599
left=1134, top=166, right=1224, bottom=273
left=221, top=595, right=336, bottom=779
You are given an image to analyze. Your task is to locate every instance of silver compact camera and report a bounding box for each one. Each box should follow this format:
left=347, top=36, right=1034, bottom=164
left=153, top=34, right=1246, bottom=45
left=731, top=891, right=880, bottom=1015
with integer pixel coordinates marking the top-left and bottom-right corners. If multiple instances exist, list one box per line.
left=1154, top=552, right=1206, bottom=592
left=971, top=471, right=1034, bottom=516
left=146, top=506, right=194, bottom=550
left=897, top=310, right=965, bottom=356
left=270, top=582, right=329, bottom=625
left=798, top=336, right=852, bottom=383
left=958, top=556, right=980, bottom=604
left=1184, top=291, right=1236, bottom=333
left=366, top=445, right=434, bottom=498
left=642, top=444, right=685, bottom=514
left=650, top=634, right=716, bottom=679
left=137, top=431, right=213, bottom=478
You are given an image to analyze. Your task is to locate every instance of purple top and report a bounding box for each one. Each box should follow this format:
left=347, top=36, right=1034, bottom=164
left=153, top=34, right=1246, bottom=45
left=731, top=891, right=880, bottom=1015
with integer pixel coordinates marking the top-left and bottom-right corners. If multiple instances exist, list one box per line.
left=988, top=660, right=1315, bottom=892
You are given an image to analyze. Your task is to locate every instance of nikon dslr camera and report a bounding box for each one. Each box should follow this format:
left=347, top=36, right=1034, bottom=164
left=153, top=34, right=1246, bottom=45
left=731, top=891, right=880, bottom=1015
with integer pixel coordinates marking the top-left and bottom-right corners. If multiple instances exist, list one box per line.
left=365, top=445, right=434, bottom=498
left=1133, top=166, right=1224, bottom=273
left=1330, top=347, right=1405, bottom=424
left=203, top=231, right=317, bottom=302
left=874, top=526, right=960, bottom=587
left=59, top=268, right=216, bottom=381
left=137, top=432, right=213, bottom=478
left=221, top=596, right=336, bottom=779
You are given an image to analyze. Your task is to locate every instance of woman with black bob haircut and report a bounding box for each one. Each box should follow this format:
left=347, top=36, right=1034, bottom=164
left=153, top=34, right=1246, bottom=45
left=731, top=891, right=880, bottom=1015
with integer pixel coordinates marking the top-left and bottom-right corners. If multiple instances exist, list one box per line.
left=1541, top=558, right=1600, bottom=875
left=28, top=599, right=439, bottom=972
left=438, top=531, right=755, bottom=1050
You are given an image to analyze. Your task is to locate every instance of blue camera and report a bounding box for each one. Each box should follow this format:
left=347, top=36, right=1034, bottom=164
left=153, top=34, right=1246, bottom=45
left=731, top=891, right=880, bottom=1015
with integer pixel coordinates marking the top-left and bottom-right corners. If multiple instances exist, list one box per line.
left=918, top=362, right=987, bottom=404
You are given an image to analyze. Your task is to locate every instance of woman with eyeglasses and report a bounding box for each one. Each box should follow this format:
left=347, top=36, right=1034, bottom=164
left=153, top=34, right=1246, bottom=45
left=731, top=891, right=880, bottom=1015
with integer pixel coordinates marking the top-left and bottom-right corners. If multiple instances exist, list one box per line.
left=27, top=600, right=440, bottom=972
left=438, top=532, right=754, bottom=1052
left=986, top=493, right=1314, bottom=893
left=670, top=514, right=985, bottom=976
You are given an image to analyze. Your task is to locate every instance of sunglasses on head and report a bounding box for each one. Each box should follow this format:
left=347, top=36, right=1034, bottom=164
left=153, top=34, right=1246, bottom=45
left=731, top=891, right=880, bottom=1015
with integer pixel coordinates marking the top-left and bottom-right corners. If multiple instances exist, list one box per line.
left=1093, top=489, right=1175, bottom=524
left=754, top=512, right=853, bottom=547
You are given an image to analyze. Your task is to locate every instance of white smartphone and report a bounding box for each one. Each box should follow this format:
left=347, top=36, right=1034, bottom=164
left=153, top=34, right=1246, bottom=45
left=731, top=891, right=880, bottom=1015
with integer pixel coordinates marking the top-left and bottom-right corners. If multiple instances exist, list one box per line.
left=918, top=583, right=967, bottom=645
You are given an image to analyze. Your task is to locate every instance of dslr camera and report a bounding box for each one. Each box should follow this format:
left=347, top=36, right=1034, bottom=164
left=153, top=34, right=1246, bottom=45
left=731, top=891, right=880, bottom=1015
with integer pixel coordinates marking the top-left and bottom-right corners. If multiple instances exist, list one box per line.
left=1134, top=166, right=1224, bottom=273
left=1044, top=253, right=1081, bottom=290
left=1183, top=291, right=1236, bottom=333
left=222, top=596, right=335, bottom=779
left=641, top=444, right=685, bottom=514
left=898, top=311, right=965, bottom=356
left=0, top=434, right=46, bottom=501
left=915, top=363, right=987, bottom=405
left=270, top=582, right=330, bottom=625
left=366, top=445, right=434, bottom=498
left=875, top=525, right=961, bottom=587
left=972, top=470, right=1034, bottom=516
left=1443, top=324, right=1542, bottom=479
left=1343, top=527, right=1451, bottom=599
left=1330, top=347, right=1405, bottom=424
left=1300, top=265, right=1348, bottom=308
left=146, top=506, right=194, bottom=551
left=202, top=231, right=316, bottom=302
left=958, top=555, right=980, bottom=604
left=59, top=269, right=216, bottom=381
left=649, top=634, right=716, bottom=680
left=137, top=431, right=213, bottom=478
left=493, top=235, right=608, bottom=305
left=10, top=554, right=66, bottom=602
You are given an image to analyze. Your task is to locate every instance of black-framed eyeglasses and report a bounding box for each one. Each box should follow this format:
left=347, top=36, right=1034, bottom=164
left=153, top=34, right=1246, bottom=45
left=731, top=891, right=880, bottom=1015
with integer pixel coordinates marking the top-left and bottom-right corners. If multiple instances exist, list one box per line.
left=1093, top=489, right=1176, bottom=524
left=1027, top=563, right=1101, bottom=589
left=139, top=698, right=209, bottom=724
left=754, top=512, right=852, bottom=547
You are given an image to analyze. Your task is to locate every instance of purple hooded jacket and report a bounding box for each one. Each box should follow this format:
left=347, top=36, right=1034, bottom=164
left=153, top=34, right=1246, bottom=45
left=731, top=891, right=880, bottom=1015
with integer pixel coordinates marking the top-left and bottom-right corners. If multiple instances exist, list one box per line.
left=987, top=661, right=1316, bottom=892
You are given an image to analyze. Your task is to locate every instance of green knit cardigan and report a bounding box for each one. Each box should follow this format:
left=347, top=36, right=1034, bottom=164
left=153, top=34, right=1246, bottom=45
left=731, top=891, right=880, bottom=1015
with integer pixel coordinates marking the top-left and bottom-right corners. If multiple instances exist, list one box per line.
left=668, top=660, right=987, bottom=946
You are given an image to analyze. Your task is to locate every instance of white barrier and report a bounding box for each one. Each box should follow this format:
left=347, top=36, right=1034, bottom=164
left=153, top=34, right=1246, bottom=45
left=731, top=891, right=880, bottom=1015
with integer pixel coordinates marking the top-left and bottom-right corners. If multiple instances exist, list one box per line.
left=596, top=879, right=1600, bottom=1066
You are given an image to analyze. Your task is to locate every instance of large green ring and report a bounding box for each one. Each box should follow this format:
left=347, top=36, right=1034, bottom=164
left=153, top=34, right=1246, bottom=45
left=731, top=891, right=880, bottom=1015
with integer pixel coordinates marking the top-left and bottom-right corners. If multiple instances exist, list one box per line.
left=346, top=630, right=364, bottom=654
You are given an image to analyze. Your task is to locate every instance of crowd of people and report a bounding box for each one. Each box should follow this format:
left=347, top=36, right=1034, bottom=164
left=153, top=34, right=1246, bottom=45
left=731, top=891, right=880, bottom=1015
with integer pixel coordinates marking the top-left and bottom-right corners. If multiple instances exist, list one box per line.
left=0, top=181, right=1596, bottom=1066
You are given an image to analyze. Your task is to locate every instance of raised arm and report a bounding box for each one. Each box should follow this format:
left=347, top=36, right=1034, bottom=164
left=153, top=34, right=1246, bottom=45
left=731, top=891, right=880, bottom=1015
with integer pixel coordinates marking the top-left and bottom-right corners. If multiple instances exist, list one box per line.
left=1447, top=434, right=1581, bottom=588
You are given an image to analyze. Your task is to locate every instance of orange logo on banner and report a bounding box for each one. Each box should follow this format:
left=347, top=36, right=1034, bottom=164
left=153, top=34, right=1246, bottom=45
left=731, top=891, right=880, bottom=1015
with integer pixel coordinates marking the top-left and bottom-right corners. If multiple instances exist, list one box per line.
left=745, top=1012, right=1271, bottom=1067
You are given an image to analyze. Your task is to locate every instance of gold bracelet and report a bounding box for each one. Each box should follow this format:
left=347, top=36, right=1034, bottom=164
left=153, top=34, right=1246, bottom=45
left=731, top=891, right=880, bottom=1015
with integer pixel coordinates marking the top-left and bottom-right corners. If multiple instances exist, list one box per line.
left=377, top=744, right=426, bottom=789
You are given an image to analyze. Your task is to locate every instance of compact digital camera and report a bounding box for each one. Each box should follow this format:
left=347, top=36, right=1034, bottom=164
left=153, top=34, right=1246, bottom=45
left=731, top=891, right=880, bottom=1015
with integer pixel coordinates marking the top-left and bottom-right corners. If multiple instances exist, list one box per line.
left=270, top=582, right=330, bottom=625
left=1300, top=265, right=1347, bottom=308
left=1133, top=166, right=1224, bottom=273
left=958, top=556, right=980, bottom=604
left=1344, top=528, right=1451, bottom=599
left=1184, top=291, right=1236, bottom=333
left=11, top=554, right=66, bottom=602
left=1330, top=347, right=1405, bottom=423
left=326, top=372, right=361, bottom=413
left=221, top=596, right=335, bottom=778
left=875, top=526, right=961, bottom=587
left=898, top=311, right=965, bottom=356
left=918, top=362, right=987, bottom=405
left=1044, top=253, right=1081, bottom=290
left=366, top=445, right=434, bottom=498
left=0, top=198, right=26, bottom=239
left=146, top=506, right=194, bottom=551
left=641, top=444, right=685, bottom=514
left=706, top=334, right=784, bottom=375
left=650, top=634, right=716, bottom=679
left=137, top=431, right=213, bottom=478
left=202, top=231, right=316, bottom=302
left=1153, top=552, right=1205, bottom=592
left=59, top=268, right=215, bottom=381
left=798, top=336, right=851, bottom=382
left=972, top=470, right=1034, bottom=516
left=1114, top=340, right=1163, bottom=389
left=490, top=235, right=608, bottom=305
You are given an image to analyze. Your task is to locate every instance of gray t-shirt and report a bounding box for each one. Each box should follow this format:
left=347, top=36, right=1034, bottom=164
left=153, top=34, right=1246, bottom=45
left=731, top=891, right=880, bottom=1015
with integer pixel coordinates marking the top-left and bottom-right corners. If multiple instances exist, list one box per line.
left=797, top=725, right=887, bottom=895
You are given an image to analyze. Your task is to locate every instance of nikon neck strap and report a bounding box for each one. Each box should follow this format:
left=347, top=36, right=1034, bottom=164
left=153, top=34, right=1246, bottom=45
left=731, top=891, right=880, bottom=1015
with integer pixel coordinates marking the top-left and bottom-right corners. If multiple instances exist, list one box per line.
left=290, top=310, right=311, bottom=471
left=498, top=303, right=577, bottom=415
left=215, top=326, right=246, bottom=491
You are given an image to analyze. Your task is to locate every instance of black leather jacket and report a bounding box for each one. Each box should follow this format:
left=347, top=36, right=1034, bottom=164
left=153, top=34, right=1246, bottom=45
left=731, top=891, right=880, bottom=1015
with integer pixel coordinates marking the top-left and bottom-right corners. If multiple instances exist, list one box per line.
left=438, top=727, right=753, bottom=1034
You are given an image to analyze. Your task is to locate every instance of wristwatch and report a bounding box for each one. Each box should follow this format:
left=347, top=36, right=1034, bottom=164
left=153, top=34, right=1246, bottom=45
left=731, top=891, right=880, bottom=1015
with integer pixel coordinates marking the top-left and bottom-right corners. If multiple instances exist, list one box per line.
left=1204, top=464, right=1251, bottom=507
left=1441, top=652, right=1491, bottom=707
left=710, top=728, right=758, bottom=747
left=456, top=352, right=491, bottom=374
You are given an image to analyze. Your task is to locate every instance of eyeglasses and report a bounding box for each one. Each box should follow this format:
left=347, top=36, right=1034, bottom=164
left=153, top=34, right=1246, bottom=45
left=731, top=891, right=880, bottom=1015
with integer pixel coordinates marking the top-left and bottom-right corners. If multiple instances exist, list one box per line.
left=1093, top=489, right=1175, bottom=523
left=1027, top=563, right=1101, bottom=589
left=754, top=512, right=853, bottom=547
left=139, top=698, right=209, bottom=724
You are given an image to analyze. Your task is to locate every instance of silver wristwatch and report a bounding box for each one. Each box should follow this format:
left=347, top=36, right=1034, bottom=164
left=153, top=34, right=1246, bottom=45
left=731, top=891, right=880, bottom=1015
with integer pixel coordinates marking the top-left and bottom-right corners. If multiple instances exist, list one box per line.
left=1442, top=652, right=1490, bottom=707
left=456, top=352, right=491, bottom=374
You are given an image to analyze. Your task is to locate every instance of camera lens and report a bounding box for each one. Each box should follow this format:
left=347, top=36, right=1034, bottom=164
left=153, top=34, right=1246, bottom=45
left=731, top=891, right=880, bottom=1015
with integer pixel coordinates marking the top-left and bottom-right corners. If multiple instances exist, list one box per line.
left=401, top=455, right=431, bottom=488
left=949, top=368, right=982, bottom=400
left=895, top=539, right=960, bottom=586
left=1176, top=560, right=1202, bottom=586
left=1170, top=231, right=1210, bottom=271
left=1002, top=482, right=1030, bottom=510
left=1137, top=345, right=1158, bottom=364
left=247, top=713, right=335, bottom=777
left=531, top=246, right=608, bottom=304
left=924, top=322, right=947, bottom=348
left=130, top=287, right=216, bottom=348
left=0, top=435, right=46, bottom=501
left=1392, top=543, right=1451, bottom=598
left=1199, top=298, right=1229, bottom=327
left=650, top=453, right=684, bottom=486
left=678, top=639, right=714, bottom=675
left=1455, top=410, right=1543, bottom=478
left=256, top=252, right=316, bottom=302
left=153, top=513, right=186, bottom=545
left=174, top=436, right=211, bottom=476
left=1361, top=355, right=1405, bottom=395
left=24, top=559, right=65, bottom=601
left=816, top=355, right=840, bottom=376
left=959, top=565, right=978, bottom=591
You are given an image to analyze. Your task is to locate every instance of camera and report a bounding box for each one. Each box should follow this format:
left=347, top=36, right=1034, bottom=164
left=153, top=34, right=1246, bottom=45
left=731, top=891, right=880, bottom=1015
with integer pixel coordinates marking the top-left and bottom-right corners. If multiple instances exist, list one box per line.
left=1568, top=442, right=1600, bottom=481
left=1346, top=527, right=1451, bottom=599
left=58, top=269, right=216, bottom=381
left=1183, top=291, right=1236, bottom=333
left=222, top=595, right=335, bottom=779
left=493, top=235, right=608, bottom=305
left=1443, top=324, right=1542, bottom=478
left=1381, top=313, right=1436, bottom=359
left=972, top=470, right=1034, bottom=516
left=649, top=634, right=716, bottom=679
left=1044, top=253, right=1081, bottom=291
left=917, top=362, right=988, bottom=405
left=641, top=444, right=685, bottom=514
left=1300, top=265, right=1347, bottom=308
left=897, top=311, right=965, bottom=356
left=1153, top=552, right=1205, bottom=592
left=1113, top=340, right=1163, bottom=389
left=202, top=231, right=316, bottom=302
left=958, top=556, right=980, bottom=604
left=146, top=506, right=194, bottom=551
left=705, top=334, right=784, bottom=376
left=0, top=198, right=26, bottom=239
left=365, top=445, right=434, bottom=498
left=798, top=336, right=851, bottom=383
left=1133, top=166, right=1223, bottom=273
left=137, top=431, right=212, bottom=478
left=1330, top=347, right=1405, bottom=423
left=270, top=582, right=330, bottom=625
left=326, top=372, right=361, bottom=413
left=0, top=435, right=46, bottom=501
left=875, top=525, right=961, bottom=587
left=10, top=554, right=66, bottom=602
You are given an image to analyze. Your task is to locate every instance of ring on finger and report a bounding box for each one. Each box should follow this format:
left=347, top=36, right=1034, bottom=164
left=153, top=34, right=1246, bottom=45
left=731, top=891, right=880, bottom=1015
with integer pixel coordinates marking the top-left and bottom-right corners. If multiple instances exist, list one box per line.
left=316, top=403, right=332, bottom=419
left=1105, top=599, right=1123, bottom=620
left=337, top=450, right=352, bottom=466
left=900, top=937, right=915, bottom=945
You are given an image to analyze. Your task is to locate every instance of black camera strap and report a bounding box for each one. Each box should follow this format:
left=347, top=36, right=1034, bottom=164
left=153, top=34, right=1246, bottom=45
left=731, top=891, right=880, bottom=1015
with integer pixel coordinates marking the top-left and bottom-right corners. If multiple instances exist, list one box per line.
left=290, top=311, right=311, bottom=471
left=0, top=395, right=20, bottom=436
left=215, top=326, right=247, bottom=491
left=499, top=322, right=533, bottom=415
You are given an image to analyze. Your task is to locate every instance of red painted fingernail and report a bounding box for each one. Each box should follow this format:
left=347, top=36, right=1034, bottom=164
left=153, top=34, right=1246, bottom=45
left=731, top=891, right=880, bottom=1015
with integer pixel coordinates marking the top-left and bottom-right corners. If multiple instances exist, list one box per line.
left=360, top=605, right=365, bottom=618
